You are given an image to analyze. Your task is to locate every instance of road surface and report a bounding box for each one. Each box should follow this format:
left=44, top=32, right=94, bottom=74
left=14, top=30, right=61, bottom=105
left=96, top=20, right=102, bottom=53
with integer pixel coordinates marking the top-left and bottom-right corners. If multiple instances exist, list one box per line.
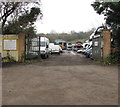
left=2, top=51, right=118, bottom=105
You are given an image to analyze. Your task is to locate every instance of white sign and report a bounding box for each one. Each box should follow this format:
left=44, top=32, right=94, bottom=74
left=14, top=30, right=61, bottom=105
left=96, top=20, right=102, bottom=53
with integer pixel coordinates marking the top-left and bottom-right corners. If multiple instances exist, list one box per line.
left=32, top=41, right=37, bottom=47
left=94, top=41, right=99, bottom=46
left=4, top=39, right=17, bottom=50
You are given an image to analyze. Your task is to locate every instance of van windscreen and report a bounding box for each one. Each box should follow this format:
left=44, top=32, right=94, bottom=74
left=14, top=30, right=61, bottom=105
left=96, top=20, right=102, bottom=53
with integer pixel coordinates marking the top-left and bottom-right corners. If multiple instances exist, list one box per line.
left=40, top=41, right=45, bottom=47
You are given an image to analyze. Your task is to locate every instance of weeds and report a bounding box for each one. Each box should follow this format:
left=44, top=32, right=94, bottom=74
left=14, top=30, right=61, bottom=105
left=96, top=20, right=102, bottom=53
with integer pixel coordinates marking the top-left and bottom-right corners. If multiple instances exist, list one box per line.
left=102, top=50, right=120, bottom=64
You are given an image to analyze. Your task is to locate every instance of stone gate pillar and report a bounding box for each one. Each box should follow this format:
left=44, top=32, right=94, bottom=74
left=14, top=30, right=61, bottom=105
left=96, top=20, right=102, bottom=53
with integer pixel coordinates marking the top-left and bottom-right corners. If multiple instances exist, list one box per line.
left=102, top=30, right=111, bottom=58
left=18, top=33, right=25, bottom=61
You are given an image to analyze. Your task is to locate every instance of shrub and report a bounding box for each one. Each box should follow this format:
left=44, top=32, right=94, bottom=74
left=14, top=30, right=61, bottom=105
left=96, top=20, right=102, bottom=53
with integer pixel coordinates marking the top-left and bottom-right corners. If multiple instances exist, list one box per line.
left=109, top=50, right=120, bottom=64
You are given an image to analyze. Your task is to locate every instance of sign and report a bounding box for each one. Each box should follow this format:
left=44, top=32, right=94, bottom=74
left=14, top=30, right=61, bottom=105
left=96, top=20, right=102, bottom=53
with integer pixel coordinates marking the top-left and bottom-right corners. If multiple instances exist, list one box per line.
left=3, top=39, right=17, bottom=51
left=94, top=41, right=99, bottom=46
left=93, top=35, right=101, bottom=39
left=32, top=41, right=38, bottom=47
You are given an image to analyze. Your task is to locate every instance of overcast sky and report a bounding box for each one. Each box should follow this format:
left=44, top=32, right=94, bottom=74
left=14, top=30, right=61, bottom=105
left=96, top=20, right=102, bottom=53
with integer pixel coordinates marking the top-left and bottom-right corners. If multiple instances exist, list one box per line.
left=35, top=0, right=105, bottom=34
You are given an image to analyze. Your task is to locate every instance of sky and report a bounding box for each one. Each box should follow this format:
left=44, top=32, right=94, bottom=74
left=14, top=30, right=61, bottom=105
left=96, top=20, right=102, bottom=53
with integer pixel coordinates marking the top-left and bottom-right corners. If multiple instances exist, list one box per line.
left=35, top=0, right=105, bottom=34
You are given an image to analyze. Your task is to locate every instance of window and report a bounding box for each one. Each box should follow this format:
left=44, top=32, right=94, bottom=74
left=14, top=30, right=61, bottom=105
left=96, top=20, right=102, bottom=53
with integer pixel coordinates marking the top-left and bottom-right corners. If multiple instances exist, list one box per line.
left=40, top=41, right=45, bottom=47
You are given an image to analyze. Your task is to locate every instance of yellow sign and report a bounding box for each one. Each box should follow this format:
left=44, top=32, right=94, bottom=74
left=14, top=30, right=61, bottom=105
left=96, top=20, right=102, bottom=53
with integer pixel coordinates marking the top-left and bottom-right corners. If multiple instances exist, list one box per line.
left=3, top=38, right=18, bottom=51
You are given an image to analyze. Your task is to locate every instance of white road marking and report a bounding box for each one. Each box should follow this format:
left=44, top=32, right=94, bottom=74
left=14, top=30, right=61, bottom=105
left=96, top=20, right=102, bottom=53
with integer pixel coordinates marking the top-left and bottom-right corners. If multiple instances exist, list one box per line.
left=70, top=51, right=76, bottom=55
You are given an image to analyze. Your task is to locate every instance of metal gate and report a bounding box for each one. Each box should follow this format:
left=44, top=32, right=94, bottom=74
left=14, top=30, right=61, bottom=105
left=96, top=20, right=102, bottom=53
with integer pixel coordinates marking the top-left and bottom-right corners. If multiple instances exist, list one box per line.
left=92, top=29, right=111, bottom=60
left=92, top=34, right=103, bottom=60
left=25, top=36, right=41, bottom=59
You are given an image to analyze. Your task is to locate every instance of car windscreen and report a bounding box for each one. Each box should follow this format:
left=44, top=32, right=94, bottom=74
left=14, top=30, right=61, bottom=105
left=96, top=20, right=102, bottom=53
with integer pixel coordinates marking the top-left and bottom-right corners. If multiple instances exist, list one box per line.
left=50, top=45, right=60, bottom=50
left=76, top=42, right=82, bottom=44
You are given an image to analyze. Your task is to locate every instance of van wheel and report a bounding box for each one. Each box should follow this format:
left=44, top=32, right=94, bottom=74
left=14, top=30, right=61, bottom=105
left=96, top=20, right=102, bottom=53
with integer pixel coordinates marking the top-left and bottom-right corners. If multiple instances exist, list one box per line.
left=44, top=54, right=48, bottom=59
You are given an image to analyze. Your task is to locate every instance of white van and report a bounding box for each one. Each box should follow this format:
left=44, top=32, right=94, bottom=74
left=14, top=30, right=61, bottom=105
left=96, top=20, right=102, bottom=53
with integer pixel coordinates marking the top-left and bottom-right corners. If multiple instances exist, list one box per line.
left=30, top=37, right=50, bottom=58
left=40, top=37, right=50, bottom=58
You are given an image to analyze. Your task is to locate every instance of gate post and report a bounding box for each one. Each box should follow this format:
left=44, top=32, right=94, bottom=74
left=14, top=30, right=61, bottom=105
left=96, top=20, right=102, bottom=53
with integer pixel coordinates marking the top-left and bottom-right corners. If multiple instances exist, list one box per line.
left=38, top=36, right=41, bottom=56
left=102, top=30, right=111, bottom=58
left=18, top=33, right=25, bottom=61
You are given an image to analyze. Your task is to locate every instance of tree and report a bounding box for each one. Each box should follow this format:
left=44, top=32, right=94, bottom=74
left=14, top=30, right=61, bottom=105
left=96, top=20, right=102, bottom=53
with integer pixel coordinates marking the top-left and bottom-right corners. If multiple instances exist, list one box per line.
left=91, top=2, right=120, bottom=47
left=0, top=2, right=20, bottom=31
left=92, top=2, right=120, bottom=63
left=0, top=1, right=42, bottom=33
left=3, top=7, right=41, bottom=36
left=24, top=27, right=37, bottom=38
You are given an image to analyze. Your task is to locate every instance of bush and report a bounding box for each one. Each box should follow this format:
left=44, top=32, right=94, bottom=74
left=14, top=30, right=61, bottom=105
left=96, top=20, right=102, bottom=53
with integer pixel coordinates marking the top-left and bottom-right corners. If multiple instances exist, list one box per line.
left=3, top=55, right=16, bottom=63
left=109, top=50, right=120, bottom=64
left=101, top=50, right=120, bottom=64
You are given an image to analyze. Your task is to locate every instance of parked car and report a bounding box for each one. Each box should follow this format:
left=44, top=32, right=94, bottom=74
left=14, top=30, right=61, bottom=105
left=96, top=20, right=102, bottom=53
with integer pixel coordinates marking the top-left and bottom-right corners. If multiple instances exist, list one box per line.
left=77, top=42, right=89, bottom=53
left=73, top=46, right=78, bottom=51
left=82, top=42, right=89, bottom=49
left=49, top=45, right=62, bottom=55
left=83, top=42, right=92, bottom=55
left=85, top=47, right=92, bottom=58
left=74, top=41, right=83, bottom=51
left=67, top=42, right=73, bottom=50
left=77, top=49, right=84, bottom=53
